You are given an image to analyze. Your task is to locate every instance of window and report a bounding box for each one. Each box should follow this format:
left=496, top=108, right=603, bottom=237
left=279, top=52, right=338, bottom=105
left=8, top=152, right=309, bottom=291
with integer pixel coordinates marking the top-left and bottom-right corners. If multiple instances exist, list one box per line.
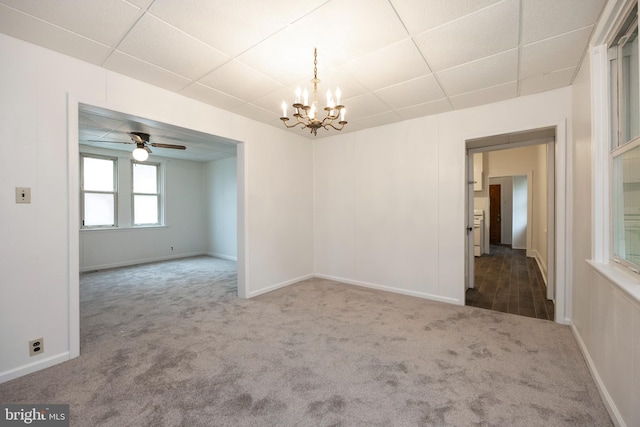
left=610, top=11, right=639, bottom=150
left=80, top=152, right=164, bottom=229
left=81, top=155, right=117, bottom=227
left=610, top=4, right=640, bottom=271
left=132, top=162, right=160, bottom=225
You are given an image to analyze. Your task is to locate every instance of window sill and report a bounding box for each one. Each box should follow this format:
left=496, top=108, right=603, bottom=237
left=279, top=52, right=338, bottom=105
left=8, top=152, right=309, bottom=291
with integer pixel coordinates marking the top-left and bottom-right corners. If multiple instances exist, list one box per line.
left=587, top=259, right=640, bottom=306
left=80, top=225, right=168, bottom=232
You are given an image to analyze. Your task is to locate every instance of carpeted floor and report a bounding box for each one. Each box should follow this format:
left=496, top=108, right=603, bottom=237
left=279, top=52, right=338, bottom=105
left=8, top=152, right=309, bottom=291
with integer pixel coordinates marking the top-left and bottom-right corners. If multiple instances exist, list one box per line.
left=0, top=256, right=612, bottom=426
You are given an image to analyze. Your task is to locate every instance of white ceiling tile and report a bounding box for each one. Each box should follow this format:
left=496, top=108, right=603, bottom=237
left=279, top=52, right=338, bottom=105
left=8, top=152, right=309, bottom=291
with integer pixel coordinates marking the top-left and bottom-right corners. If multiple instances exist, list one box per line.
left=414, top=0, right=518, bottom=71
left=396, top=98, right=452, bottom=120
left=148, top=0, right=290, bottom=57
left=104, top=51, right=192, bottom=92
left=251, top=87, right=300, bottom=115
left=521, top=0, right=606, bottom=44
left=343, top=92, right=392, bottom=120
left=520, top=27, right=592, bottom=79
left=0, top=0, right=143, bottom=46
left=117, top=14, right=229, bottom=80
left=449, top=81, right=517, bottom=109
left=390, top=0, right=502, bottom=34
left=126, top=0, right=155, bottom=8
left=375, top=75, right=445, bottom=109
left=519, top=67, right=576, bottom=96
left=0, top=5, right=112, bottom=65
left=232, top=102, right=282, bottom=127
left=288, top=0, right=408, bottom=63
left=343, top=39, right=431, bottom=91
left=179, top=83, right=246, bottom=111
left=347, top=111, right=403, bottom=130
left=198, top=60, right=283, bottom=102
left=437, top=50, right=518, bottom=96
left=237, top=30, right=321, bottom=86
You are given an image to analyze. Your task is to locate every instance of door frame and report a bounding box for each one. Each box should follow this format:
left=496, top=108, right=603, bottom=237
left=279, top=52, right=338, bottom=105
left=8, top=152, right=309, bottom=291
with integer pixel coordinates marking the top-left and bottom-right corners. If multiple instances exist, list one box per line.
left=465, top=124, right=565, bottom=323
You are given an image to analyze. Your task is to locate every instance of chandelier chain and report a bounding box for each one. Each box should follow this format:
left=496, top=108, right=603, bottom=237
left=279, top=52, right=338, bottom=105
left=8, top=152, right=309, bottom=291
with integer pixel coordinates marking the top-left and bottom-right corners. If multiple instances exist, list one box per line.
left=313, top=48, right=318, bottom=81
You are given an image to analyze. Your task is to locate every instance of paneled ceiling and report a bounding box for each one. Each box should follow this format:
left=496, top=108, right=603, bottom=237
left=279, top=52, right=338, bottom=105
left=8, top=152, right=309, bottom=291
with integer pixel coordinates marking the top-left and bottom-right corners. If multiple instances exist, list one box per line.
left=79, top=104, right=238, bottom=162
left=0, top=0, right=606, bottom=141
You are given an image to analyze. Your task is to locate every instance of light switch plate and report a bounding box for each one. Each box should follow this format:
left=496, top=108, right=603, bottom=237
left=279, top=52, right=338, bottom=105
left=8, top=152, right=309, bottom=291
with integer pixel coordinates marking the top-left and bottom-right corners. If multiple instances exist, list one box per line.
left=16, top=187, right=31, bottom=204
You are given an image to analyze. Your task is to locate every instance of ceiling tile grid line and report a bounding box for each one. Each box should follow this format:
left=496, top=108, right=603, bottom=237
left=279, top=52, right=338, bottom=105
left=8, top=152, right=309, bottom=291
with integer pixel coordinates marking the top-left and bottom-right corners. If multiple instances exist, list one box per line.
left=516, top=0, right=524, bottom=96
left=98, top=0, right=152, bottom=69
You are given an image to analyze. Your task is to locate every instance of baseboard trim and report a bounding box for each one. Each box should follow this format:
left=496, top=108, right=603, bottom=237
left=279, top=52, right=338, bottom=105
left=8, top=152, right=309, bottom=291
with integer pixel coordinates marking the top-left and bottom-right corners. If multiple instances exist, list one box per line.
left=530, top=249, right=548, bottom=286
left=314, top=274, right=462, bottom=306
left=247, top=273, right=315, bottom=298
left=570, top=324, right=624, bottom=427
left=0, top=352, right=71, bottom=384
left=79, top=252, right=208, bottom=272
left=207, top=252, right=238, bottom=262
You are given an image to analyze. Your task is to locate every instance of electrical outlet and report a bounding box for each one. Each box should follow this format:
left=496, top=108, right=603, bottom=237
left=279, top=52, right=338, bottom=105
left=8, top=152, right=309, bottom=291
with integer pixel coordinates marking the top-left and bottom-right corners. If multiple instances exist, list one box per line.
left=16, top=187, right=31, bottom=204
left=171, top=246, right=174, bottom=251
left=29, top=338, right=44, bottom=356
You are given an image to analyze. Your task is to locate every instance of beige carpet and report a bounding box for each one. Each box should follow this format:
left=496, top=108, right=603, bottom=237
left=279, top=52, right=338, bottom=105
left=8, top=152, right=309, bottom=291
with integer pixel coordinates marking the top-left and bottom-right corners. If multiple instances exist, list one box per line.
left=0, top=256, right=611, bottom=426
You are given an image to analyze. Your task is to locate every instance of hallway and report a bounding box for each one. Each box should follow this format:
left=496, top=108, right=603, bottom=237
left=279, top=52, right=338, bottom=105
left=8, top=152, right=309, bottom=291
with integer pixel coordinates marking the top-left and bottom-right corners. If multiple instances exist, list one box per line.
left=466, top=245, right=554, bottom=321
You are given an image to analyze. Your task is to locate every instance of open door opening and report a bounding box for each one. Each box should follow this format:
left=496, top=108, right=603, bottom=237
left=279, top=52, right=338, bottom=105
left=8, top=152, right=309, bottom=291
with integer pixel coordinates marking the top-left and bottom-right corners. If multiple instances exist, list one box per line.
left=465, top=126, right=557, bottom=321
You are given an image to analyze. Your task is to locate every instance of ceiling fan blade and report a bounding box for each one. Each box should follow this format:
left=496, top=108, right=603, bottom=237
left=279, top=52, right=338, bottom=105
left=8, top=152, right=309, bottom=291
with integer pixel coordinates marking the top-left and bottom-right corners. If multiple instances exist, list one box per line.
left=151, top=143, right=187, bottom=150
left=86, top=139, right=133, bottom=144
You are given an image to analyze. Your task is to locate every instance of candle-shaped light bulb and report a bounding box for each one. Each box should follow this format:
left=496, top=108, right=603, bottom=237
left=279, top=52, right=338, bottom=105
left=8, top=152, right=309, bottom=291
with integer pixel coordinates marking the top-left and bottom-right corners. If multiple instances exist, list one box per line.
left=295, top=87, right=301, bottom=104
left=303, top=88, right=309, bottom=106
left=281, top=100, right=287, bottom=117
left=336, top=87, right=342, bottom=105
left=310, top=102, right=316, bottom=119
left=341, top=108, right=346, bottom=122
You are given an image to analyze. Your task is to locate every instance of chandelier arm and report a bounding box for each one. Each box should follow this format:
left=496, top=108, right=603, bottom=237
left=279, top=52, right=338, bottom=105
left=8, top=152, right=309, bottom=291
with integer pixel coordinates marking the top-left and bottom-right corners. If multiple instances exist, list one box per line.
left=325, top=121, right=347, bottom=131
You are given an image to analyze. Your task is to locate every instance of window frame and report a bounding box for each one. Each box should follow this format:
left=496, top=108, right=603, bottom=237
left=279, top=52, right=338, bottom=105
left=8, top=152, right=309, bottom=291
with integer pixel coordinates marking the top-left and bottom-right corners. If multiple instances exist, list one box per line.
left=131, top=160, right=162, bottom=226
left=80, top=153, right=118, bottom=229
left=609, top=3, right=640, bottom=273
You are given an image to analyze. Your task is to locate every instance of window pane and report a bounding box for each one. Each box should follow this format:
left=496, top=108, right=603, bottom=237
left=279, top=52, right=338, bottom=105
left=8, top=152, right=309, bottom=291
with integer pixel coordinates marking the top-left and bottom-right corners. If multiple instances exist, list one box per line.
left=84, top=193, right=115, bottom=226
left=621, top=27, right=639, bottom=144
left=133, top=163, right=157, bottom=193
left=613, top=144, right=640, bottom=266
left=134, top=195, right=158, bottom=224
left=83, top=157, right=114, bottom=191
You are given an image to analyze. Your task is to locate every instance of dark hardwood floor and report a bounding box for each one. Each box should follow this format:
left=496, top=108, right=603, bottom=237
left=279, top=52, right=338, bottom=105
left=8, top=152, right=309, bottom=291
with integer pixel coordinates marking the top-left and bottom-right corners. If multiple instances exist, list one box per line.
left=466, top=244, right=555, bottom=321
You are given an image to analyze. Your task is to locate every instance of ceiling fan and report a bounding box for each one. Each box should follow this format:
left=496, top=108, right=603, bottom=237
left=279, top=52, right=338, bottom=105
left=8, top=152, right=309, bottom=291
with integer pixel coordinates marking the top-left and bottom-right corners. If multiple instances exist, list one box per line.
left=93, top=132, right=186, bottom=161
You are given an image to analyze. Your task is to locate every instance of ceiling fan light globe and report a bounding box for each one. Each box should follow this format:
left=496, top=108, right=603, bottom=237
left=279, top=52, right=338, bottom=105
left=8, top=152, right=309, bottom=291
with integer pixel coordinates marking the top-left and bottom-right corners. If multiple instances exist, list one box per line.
left=132, top=147, right=149, bottom=161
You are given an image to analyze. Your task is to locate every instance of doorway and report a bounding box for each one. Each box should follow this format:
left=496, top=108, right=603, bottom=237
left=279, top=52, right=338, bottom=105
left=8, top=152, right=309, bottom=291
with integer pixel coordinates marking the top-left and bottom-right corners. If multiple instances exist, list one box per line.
left=465, top=126, right=558, bottom=321
left=67, top=98, right=248, bottom=360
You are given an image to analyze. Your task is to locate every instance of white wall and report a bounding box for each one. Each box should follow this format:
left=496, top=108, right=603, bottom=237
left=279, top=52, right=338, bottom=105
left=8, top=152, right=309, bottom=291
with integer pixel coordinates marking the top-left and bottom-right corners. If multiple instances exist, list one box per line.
left=570, top=31, right=640, bottom=426
left=314, top=88, right=570, bottom=306
left=0, top=33, right=313, bottom=382
left=79, top=147, right=208, bottom=271
left=204, top=156, right=237, bottom=260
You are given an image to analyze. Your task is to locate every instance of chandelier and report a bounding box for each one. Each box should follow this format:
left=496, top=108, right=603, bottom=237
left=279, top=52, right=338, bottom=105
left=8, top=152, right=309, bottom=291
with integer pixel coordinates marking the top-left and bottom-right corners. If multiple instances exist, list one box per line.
left=280, top=48, right=347, bottom=135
